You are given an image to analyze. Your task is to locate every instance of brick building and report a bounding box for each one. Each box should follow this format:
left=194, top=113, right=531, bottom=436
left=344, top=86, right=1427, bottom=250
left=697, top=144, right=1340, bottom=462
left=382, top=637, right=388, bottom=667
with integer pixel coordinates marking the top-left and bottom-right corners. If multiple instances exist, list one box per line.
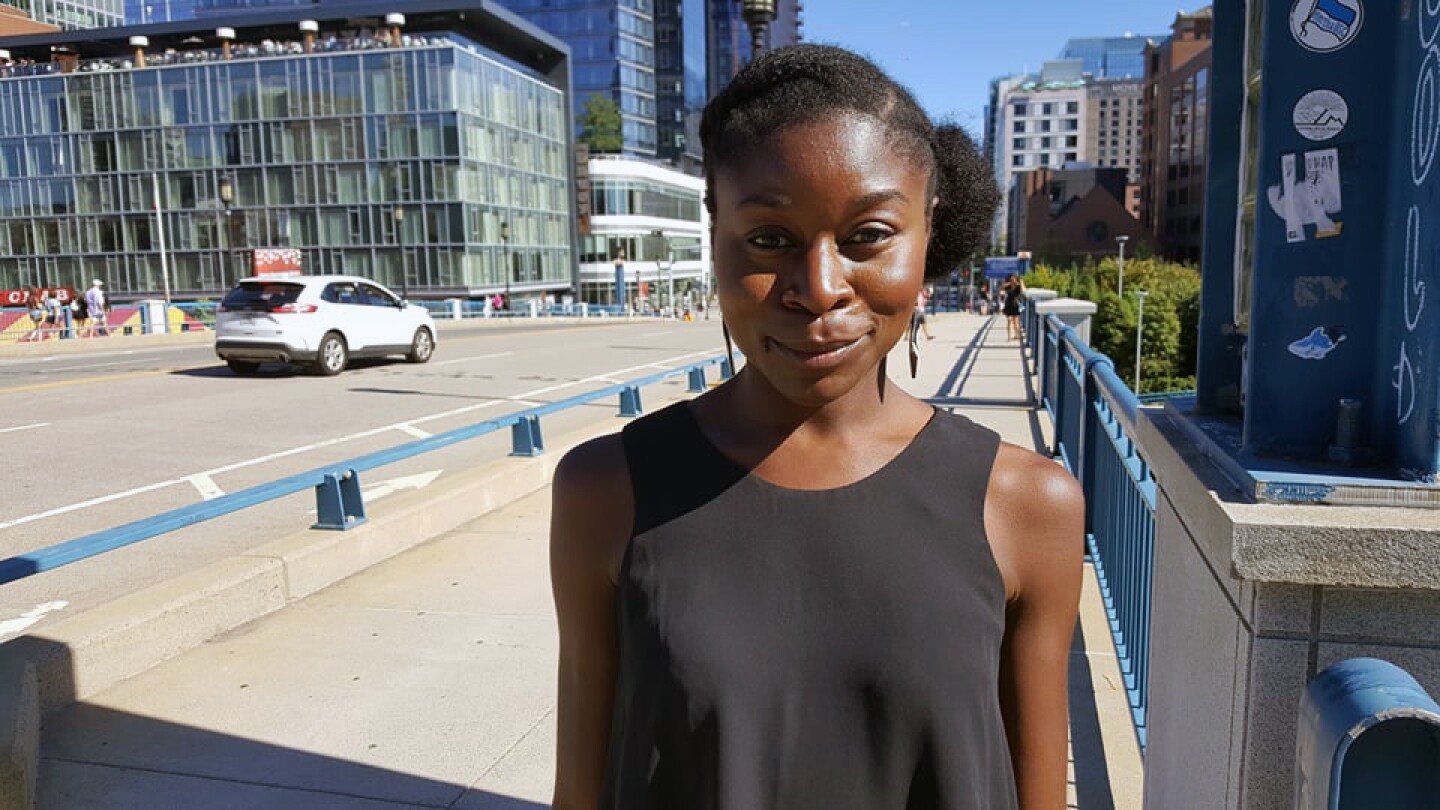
left=1141, top=7, right=1213, bottom=262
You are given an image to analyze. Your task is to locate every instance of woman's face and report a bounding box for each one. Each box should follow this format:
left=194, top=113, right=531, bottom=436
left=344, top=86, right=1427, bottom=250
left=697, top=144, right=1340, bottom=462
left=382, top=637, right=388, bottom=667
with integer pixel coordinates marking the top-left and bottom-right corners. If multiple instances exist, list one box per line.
left=712, top=114, right=931, bottom=408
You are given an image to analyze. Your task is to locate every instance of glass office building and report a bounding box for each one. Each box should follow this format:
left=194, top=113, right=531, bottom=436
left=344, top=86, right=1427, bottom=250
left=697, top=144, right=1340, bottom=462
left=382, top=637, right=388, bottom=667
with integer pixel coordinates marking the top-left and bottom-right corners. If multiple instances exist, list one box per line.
left=1058, top=35, right=1164, bottom=80
left=498, top=0, right=658, bottom=156
left=6, top=0, right=124, bottom=29
left=0, top=3, right=576, bottom=299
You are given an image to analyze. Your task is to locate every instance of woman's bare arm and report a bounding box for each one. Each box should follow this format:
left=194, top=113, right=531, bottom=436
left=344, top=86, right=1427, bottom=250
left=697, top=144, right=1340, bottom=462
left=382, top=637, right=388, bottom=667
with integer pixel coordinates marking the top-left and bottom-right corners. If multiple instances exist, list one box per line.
left=986, top=444, right=1085, bottom=809
left=550, top=435, right=633, bottom=810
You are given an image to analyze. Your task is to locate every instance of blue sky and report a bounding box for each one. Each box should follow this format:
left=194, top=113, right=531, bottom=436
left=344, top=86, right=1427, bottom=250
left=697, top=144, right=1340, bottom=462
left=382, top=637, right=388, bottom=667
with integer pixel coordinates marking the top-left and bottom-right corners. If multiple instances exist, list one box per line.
left=802, top=1, right=1203, bottom=135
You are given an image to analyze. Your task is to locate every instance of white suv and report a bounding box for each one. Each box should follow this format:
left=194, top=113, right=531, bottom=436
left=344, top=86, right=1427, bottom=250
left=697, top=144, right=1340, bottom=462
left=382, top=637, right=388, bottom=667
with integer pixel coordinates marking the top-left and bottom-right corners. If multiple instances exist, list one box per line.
left=215, top=276, right=437, bottom=375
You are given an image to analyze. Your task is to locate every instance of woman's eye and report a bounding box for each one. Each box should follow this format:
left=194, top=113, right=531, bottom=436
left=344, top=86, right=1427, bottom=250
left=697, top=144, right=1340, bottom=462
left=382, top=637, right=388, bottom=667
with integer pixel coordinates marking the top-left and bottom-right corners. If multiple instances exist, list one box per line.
left=847, top=227, right=893, bottom=245
left=747, top=232, right=792, bottom=249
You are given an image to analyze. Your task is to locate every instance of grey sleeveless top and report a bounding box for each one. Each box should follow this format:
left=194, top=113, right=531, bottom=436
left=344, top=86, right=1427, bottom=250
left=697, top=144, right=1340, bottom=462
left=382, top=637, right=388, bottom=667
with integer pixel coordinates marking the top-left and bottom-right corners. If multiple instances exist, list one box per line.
left=605, top=402, right=1017, bottom=809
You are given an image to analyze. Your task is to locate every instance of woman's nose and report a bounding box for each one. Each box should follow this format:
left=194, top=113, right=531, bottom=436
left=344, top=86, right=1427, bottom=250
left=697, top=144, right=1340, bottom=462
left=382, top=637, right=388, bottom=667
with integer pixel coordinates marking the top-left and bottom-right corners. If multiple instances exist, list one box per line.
left=781, top=237, right=854, bottom=314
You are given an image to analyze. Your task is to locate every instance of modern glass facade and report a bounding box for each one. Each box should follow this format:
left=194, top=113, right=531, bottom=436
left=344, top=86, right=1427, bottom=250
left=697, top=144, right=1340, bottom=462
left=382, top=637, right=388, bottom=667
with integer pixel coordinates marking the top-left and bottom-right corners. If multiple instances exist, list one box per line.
left=1058, top=35, right=1163, bottom=80
left=124, top=0, right=196, bottom=24
left=577, top=156, right=705, bottom=307
left=654, top=0, right=703, bottom=168
left=10, top=0, right=124, bottom=28
left=498, top=0, right=658, bottom=156
left=0, top=19, right=573, bottom=299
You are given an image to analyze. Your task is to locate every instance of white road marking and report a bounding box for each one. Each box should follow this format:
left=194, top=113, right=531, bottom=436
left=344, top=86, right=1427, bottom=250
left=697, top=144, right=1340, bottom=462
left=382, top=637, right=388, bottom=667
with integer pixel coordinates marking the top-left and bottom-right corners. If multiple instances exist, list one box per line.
left=0, top=600, right=68, bottom=640
left=187, top=474, right=225, bottom=501
left=395, top=424, right=432, bottom=439
left=0, top=422, right=48, bottom=435
left=0, top=350, right=716, bottom=531
left=308, top=469, right=443, bottom=514
left=431, top=351, right=514, bottom=368
left=40, top=358, right=155, bottom=374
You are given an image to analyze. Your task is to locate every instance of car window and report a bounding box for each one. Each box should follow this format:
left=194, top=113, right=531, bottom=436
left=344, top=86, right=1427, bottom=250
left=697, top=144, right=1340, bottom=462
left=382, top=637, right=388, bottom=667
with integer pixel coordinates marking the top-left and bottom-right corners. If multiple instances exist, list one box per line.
left=359, top=283, right=398, bottom=307
left=322, top=282, right=360, bottom=305
left=221, top=282, right=304, bottom=312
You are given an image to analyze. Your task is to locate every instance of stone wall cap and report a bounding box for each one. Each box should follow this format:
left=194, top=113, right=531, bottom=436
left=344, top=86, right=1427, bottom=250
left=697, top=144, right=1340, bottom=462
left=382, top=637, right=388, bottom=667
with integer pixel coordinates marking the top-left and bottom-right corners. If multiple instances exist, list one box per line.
left=1033, top=297, right=1098, bottom=314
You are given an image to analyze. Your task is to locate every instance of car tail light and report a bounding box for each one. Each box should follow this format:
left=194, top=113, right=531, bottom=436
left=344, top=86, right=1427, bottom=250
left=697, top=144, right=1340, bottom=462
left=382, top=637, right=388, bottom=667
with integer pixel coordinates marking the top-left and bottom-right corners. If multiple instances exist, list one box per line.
left=272, top=303, right=318, bottom=314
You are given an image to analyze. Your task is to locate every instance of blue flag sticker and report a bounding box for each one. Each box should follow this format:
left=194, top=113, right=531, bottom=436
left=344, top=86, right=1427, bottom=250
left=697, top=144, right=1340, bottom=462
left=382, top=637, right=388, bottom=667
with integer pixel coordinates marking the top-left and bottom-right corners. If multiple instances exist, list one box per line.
left=1290, top=0, right=1364, bottom=54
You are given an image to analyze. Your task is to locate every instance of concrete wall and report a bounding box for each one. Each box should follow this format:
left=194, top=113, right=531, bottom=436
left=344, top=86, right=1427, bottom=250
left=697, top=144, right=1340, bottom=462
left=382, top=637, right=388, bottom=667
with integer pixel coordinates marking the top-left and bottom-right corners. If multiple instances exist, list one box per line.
left=1139, top=409, right=1440, bottom=808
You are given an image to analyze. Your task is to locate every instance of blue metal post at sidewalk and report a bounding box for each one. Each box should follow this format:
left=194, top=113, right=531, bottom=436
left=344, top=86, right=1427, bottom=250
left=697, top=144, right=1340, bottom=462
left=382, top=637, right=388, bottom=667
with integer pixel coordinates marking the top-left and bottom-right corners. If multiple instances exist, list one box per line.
left=313, top=469, right=367, bottom=530
left=619, top=386, right=643, bottom=417
left=510, top=415, right=544, bottom=456
left=687, top=366, right=706, bottom=393
left=1198, top=1, right=1440, bottom=480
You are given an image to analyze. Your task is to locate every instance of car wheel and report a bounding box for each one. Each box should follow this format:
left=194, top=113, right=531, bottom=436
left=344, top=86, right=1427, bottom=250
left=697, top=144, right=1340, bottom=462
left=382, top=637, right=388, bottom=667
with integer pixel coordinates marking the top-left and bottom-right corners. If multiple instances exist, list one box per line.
left=407, top=327, right=434, bottom=363
left=226, top=359, right=261, bottom=375
left=315, top=332, right=348, bottom=376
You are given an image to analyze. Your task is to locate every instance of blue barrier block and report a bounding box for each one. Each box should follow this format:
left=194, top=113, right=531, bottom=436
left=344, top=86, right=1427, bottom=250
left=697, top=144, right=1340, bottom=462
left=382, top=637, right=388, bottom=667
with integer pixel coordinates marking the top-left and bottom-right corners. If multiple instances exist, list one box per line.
left=688, top=366, right=706, bottom=393
left=313, top=469, right=367, bottom=531
left=1296, top=657, right=1440, bottom=809
left=619, top=386, right=643, bottom=417
left=510, top=415, right=544, bottom=457
left=720, top=357, right=734, bottom=380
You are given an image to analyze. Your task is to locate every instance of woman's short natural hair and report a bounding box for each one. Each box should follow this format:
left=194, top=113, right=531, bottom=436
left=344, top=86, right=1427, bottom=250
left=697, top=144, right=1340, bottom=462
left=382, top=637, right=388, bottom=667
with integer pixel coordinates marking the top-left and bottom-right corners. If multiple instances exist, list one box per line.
left=700, top=44, right=999, bottom=279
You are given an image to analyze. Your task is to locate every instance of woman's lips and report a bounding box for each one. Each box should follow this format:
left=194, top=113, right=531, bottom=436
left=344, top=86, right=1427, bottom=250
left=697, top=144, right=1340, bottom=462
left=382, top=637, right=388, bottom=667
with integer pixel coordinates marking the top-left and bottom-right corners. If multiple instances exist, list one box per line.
left=767, top=335, right=865, bottom=369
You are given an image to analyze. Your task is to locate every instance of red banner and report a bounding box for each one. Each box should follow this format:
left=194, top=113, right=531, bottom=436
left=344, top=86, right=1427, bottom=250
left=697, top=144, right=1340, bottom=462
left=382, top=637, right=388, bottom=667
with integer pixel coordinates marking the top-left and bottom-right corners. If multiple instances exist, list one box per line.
left=252, top=248, right=303, bottom=277
left=2, top=287, right=76, bottom=306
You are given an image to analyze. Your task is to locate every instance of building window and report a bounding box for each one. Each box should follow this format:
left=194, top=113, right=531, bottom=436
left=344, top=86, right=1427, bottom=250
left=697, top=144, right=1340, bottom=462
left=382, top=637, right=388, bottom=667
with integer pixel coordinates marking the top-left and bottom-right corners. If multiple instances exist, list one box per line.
left=1013, top=137, right=1026, bottom=150
left=1040, top=120, right=1051, bottom=132
left=1064, top=118, right=1078, bottom=131
left=1041, top=137, right=1052, bottom=149
left=1067, top=101, right=1079, bottom=114
left=1012, top=155, right=1025, bottom=167
left=1066, top=135, right=1078, bottom=147
left=1013, top=120, right=1025, bottom=133
left=1013, top=103, right=1028, bottom=117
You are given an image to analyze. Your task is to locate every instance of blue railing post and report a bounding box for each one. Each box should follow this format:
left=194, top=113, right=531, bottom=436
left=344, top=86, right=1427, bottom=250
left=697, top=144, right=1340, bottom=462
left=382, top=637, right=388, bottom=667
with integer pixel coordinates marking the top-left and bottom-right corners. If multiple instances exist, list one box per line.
left=687, top=366, right=706, bottom=393
left=619, top=385, right=643, bottom=417
left=720, top=357, right=734, bottom=380
left=509, top=415, right=544, bottom=457
left=1079, top=353, right=1117, bottom=537
left=312, top=469, right=367, bottom=531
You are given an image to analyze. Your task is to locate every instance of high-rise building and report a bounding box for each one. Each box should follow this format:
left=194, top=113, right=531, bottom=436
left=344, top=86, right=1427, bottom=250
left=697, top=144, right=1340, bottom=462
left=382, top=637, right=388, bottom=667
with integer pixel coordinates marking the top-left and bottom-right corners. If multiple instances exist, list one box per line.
left=655, top=0, right=705, bottom=170
left=1085, top=78, right=1144, bottom=184
left=1141, top=7, right=1213, bottom=262
left=707, top=0, right=800, bottom=97
left=0, top=3, right=577, bottom=300
left=6, top=0, right=123, bottom=28
left=124, top=0, right=197, bottom=25
left=498, top=0, right=659, bottom=157
left=1058, top=34, right=1163, bottom=80
left=985, top=60, right=1088, bottom=252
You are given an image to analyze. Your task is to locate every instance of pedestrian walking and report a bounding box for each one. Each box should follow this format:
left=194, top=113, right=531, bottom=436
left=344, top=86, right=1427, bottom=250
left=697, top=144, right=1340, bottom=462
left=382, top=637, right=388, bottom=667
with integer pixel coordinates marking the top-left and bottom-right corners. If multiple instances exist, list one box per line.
left=84, top=279, right=107, bottom=338
left=1001, top=272, right=1026, bottom=341
left=44, top=291, right=63, bottom=338
left=20, top=288, right=45, bottom=342
left=550, top=44, right=1082, bottom=810
left=913, top=284, right=934, bottom=341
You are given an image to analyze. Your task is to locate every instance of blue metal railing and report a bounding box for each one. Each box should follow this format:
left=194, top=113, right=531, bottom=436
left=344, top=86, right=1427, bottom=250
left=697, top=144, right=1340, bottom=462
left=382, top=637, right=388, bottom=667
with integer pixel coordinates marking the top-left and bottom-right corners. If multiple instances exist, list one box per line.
left=0, top=353, right=733, bottom=585
left=1027, top=310, right=1157, bottom=751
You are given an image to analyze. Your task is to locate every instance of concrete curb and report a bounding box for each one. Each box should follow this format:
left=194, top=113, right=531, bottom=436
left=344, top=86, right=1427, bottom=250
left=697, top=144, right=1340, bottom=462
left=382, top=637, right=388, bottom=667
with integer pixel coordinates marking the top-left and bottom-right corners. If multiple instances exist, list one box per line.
left=0, top=412, right=638, bottom=808
left=0, top=330, right=212, bottom=359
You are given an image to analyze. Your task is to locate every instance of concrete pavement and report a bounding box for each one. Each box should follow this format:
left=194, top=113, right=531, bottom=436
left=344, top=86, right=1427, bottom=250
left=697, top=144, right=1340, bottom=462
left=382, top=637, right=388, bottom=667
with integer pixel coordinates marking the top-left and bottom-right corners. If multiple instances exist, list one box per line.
left=32, top=312, right=1145, bottom=808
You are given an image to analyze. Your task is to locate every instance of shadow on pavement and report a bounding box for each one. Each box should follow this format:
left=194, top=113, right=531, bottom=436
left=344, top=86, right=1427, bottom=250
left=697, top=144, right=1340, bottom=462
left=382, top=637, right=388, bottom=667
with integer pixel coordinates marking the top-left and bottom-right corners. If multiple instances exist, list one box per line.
left=43, top=704, right=548, bottom=809
left=1069, top=621, right=1117, bottom=810
left=8, top=637, right=546, bottom=809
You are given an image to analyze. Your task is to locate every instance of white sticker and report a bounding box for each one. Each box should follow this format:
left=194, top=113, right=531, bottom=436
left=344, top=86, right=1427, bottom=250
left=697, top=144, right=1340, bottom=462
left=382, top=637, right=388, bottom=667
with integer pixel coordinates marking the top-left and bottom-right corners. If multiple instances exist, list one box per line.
left=1290, top=0, right=1363, bottom=53
left=1293, top=89, right=1349, bottom=141
left=1267, top=148, right=1343, bottom=243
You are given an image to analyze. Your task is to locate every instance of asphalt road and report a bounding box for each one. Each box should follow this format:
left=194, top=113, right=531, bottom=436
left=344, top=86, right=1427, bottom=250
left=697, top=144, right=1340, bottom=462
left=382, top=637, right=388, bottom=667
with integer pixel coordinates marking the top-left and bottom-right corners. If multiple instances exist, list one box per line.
left=0, top=318, right=725, bottom=638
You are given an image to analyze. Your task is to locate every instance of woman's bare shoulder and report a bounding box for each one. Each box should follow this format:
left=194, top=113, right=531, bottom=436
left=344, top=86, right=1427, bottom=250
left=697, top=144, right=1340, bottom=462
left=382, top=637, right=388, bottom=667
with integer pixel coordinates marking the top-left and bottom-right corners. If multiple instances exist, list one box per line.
left=552, top=433, right=633, bottom=585
left=984, top=442, right=1085, bottom=601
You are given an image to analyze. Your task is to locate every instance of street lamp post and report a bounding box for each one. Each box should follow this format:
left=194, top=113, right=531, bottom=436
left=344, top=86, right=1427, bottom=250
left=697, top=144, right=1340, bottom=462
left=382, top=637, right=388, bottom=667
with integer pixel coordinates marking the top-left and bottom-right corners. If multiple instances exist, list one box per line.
left=500, top=220, right=511, bottom=309
left=1135, top=290, right=1149, bottom=393
left=218, top=176, right=235, bottom=287
left=741, top=0, right=776, bottom=60
left=1115, top=234, right=1129, bottom=298
left=394, top=206, right=407, bottom=300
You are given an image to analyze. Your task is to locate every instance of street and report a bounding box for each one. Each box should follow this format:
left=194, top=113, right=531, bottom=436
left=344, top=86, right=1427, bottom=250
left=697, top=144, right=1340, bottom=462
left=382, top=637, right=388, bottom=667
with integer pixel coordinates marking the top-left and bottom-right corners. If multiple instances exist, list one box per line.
left=0, top=319, right=724, bottom=639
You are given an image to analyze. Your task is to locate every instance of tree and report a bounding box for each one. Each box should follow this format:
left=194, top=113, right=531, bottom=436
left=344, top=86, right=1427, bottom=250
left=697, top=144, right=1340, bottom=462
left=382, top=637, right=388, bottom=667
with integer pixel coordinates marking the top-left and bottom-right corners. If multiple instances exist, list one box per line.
left=578, top=93, right=623, bottom=153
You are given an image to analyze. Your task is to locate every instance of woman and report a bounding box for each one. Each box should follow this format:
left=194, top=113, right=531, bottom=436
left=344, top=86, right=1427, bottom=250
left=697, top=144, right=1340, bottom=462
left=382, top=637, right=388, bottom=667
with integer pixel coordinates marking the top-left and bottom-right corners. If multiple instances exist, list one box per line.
left=913, top=284, right=934, bottom=341
left=21, top=288, right=45, bottom=342
left=551, top=45, right=1082, bottom=810
left=1002, top=273, right=1026, bottom=341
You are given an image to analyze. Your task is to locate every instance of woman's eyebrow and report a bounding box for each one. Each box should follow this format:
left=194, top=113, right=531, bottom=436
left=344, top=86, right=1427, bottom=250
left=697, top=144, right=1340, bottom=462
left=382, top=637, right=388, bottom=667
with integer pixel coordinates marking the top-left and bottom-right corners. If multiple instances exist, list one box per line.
left=735, top=189, right=910, bottom=210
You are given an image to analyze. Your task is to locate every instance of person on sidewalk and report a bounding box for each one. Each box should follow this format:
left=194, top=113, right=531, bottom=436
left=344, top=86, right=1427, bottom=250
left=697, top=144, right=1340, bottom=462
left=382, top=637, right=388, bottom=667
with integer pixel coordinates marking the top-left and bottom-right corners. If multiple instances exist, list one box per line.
left=18, top=288, right=45, bottom=342
left=913, top=284, right=934, bottom=341
left=1002, top=273, right=1026, bottom=341
left=550, top=45, right=1083, bottom=810
left=84, top=279, right=107, bottom=338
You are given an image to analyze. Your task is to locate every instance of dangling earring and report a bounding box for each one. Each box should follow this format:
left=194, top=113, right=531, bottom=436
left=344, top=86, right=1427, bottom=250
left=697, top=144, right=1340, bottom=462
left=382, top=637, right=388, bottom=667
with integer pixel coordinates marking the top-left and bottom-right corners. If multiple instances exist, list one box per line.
left=908, top=318, right=921, bottom=379
left=878, top=355, right=889, bottom=401
left=722, top=321, right=736, bottom=376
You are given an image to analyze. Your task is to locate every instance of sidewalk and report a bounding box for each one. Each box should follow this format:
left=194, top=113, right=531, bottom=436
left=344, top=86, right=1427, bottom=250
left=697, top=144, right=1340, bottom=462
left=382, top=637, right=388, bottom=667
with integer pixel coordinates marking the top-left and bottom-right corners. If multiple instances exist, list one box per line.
left=35, top=313, right=1143, bottom=808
